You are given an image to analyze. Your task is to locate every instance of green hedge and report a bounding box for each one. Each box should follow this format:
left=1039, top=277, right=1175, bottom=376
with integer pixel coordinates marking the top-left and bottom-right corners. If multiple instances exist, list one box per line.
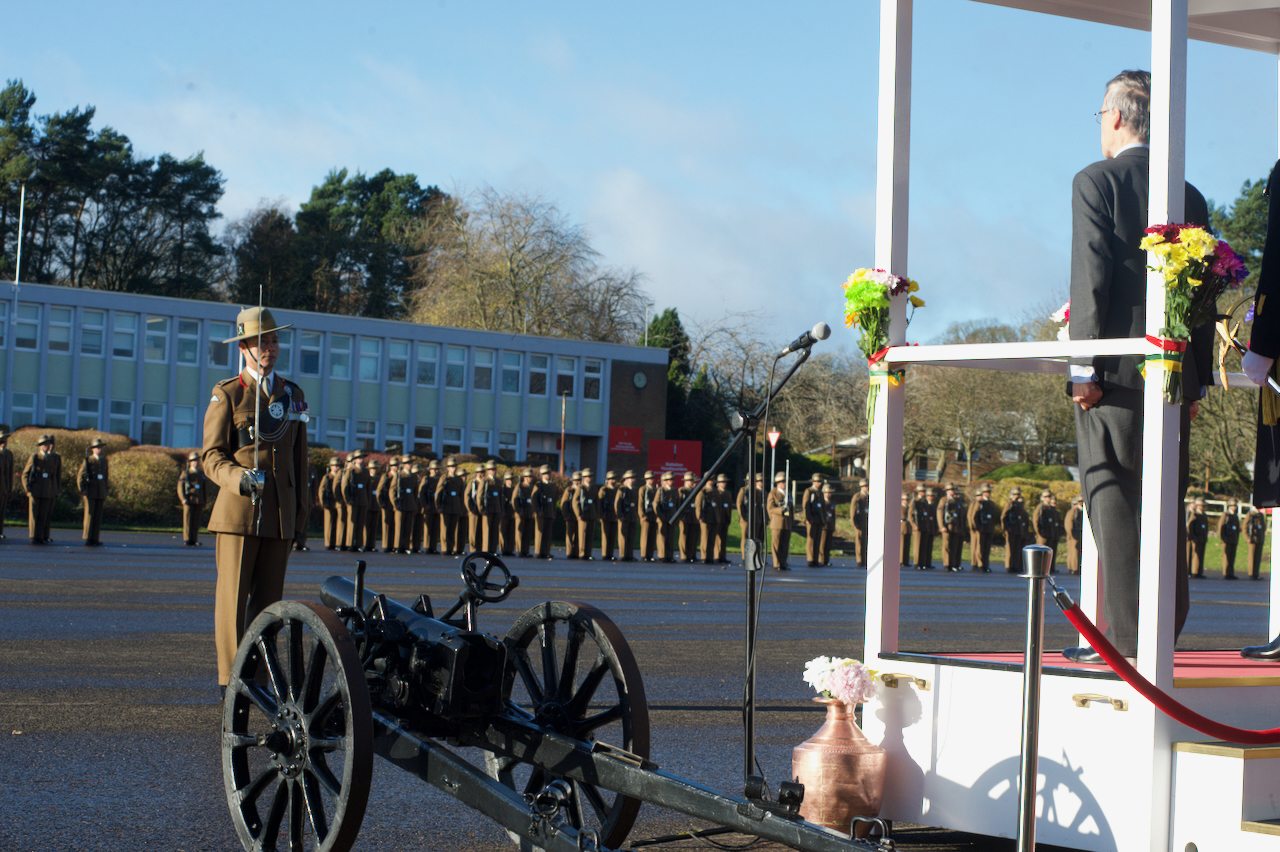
left=986, top=463, right=1074, bottom=482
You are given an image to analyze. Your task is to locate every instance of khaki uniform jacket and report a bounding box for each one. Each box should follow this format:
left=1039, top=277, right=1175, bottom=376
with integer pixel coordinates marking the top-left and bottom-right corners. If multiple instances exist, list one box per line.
left=737, top=486, right=765, bottom=536
left=575, top=484, right=603, bottom=521
left=79, top=455, right=109, bottom=499
left=969, top=499, right=998, bottom=533
left=615, top=484, right=637, bottom=520
left=1248, top=510, right=1268, bottom=543
left=600, top=485, right=617, bottom=522
left=1002, top=500, right=1030, bottom=538
left=559, top=484, right=577, bottom=522
left=179, top=469, right=208, bottom=506
left=202, top=370, right=308, bottom=539
left=1032, top=503, right=1062, bottom=543
left=420, top=475, right=439, bottom=514
left=481, top=478, right=504, bottom=517
left=640, top=484, right=660, bottom=522
left=23, top=450, right=62, bottom=499
left=533, top=480, right=558, bottom=518
left=319, top=471, right=340, bottom=509
left=766, top=488, right=792, bottom=531
left=436, top=474, right=466, bottom=515
left=851, top=493, right=869, bottom=532
left=396, top=472, right=420, bottom=513
left=342, top=467, right=371, bottom=508
left=375, top=472, right=395, bottom=511
left=1218, top=510, right=1241, bottom=544
left=514, top=482, right=535, bottom=518
left=1186, top=510, right=1209, bottom=544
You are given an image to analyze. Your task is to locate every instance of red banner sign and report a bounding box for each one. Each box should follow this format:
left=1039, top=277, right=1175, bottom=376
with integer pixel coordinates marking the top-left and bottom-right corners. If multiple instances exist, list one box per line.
left=647, top=439, right=702, bottom=475
left=608, top=426, right=642, bottom=454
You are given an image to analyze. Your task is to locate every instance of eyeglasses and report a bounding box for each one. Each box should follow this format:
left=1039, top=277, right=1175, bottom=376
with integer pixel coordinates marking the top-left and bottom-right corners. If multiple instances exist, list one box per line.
left=1094, top=107, right=1122, bottom=124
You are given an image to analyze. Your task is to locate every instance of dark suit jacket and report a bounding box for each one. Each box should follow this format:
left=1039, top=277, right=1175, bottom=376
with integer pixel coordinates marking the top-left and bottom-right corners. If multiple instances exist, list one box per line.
left=1069, top=146, right=1212, bottom=396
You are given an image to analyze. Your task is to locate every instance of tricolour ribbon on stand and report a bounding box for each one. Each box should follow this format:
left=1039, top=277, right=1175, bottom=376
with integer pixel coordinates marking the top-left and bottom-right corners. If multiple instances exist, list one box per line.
left=1139, top=334, right=1187, bottom=404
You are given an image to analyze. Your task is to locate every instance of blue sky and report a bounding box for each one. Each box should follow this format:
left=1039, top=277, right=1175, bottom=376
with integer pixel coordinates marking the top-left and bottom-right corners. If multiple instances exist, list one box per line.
left=8, top=0, right=1278, bottom=346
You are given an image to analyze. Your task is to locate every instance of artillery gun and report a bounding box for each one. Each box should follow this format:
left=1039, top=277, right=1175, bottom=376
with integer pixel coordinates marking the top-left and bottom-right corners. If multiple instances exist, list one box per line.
left=220, top=553, right=891, bottom=852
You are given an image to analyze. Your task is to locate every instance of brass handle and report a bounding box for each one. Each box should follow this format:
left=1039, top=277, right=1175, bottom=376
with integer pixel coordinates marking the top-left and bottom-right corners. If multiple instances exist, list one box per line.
left=1071, top=693, right=1127, bottom=711
left=880, top=672, right=930, bottom=691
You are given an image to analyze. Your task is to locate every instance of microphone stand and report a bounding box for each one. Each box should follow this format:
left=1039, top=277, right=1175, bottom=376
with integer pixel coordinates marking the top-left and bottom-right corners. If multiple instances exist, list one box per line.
left=665, top=344, right=814, bottom=789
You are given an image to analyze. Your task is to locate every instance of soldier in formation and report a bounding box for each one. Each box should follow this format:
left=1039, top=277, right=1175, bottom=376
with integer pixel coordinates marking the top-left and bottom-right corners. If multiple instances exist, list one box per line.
left=766, top=472, right=793, bottom=571
left=697, top=475, right=722, bottom=565
left=656, top=471, right=679, bottom=562
left=1062, top=494, right=1084, bottom=575
left=818, top=481, right=837, bottom=567
left=0, top=431, right=12, bottom=539
left=615, top=470, right=638, bottom=562
left=393, top=456, right=419, bottom=554
left=900, top=492, right=912, bottom=569
left=1032, top=489, right=1061, bottom=573
left=533, top=465, right=558, bottom=559
left=421, top=460, right=441, bottom=554
left=178, top=451, right=208, bottom=546
left=1218, top=498, right=1241, bottom=580
left=737, top=474, right=766, bottom=565
left=23, top=433, right=61, bottom=544
left=850, top=479, right=869, bottom=567
left=78, top=436, right=109, bottom=547
left=499, top=470, right=516, bottom=555
left=968, top=485, right=997, bottom=573
left=909, top=484, right=935, bottom=570
left=409, top=463, right=426, bottom=553
left=677, top=471, right=698, bottom=562
left=1247, top=506, right=1268, bottom=581
left=639, top=470, right=660, bottom=561
left=374, top=459, right=395, bottom=551
left=937, top=483, right=965, bottom=572
left=561, top=471, right=581, bottom=558
left=575, top=468, right=601, bottom=560
left=1186, top=497, right=1209, bottom=578
left=598, top=471, right=618, bottom=561
left=1002, top=487, right=1030, bottom=573
left=513, top=468, right=536, bottom=558
left=341, top=450, right=369, bottom=552
left=436, top=459, right=466, bottom=556
left=803, top=476, right=826, bottom=567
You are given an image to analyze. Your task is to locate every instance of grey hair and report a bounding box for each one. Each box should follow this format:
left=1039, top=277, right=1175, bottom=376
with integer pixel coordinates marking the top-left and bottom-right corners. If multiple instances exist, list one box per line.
left=1103, top=70, right=1151, bottom=143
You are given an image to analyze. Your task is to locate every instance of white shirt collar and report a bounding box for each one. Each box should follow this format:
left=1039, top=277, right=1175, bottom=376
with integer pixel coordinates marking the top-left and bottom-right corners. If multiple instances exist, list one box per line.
left=1115, top=141, right=1149, bottom=156
left=244, top=364, right=274, bottom=389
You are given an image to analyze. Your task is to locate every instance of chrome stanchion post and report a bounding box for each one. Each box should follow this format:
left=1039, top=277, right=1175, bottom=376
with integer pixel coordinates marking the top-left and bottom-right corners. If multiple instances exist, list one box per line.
left=1017, top=544, right=1053, bottom=852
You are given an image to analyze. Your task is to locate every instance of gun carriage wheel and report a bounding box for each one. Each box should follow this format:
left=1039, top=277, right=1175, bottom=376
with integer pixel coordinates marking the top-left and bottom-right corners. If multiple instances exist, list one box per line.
left=487, top=600, right=650, bottom=849
left=222, top=600, right=373, bottom=852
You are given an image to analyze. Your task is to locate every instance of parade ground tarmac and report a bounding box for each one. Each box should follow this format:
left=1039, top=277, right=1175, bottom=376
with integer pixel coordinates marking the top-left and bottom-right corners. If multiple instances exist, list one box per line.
left=0, top=530, right=1269, bottom=851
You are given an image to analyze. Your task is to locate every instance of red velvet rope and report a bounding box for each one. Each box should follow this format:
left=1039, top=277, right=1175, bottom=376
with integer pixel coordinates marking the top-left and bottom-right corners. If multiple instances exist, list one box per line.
left=1061, top=603, right=1280, bottom=744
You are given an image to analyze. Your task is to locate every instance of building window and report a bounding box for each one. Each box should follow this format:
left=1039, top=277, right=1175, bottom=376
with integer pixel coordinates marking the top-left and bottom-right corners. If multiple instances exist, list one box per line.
left=209, top=321, right=232, bottom=369
left=44, top=395, right=69, bottom=428
left=77, top=397, right=102, bottom=430
left=445, top=346, right=466, bottom=389
left=299, top=331, right=322, bottom=377
left=275, top=328, right=292, bottom=375
left=442, top=427, right=462, bottom=456
left=331, top=335, right=352, bottom=380
left=0, top=301, right=7, bottom=348
left=15, top=303, right=40, bottom=351
left=385, top=422, right=405, bottom=455
left=584, top=359, right=602, bottom=401
left=388, top=340, right=409, bottom=384
left=141, top=402, right=165, bottom=445
left=81, top=309, right=105, bottom=357
left=176, top=320, right=200, bottom=366
left=470, top=429, right=491, bottom=456
left=49, top=306, right=73, bottom=353
left=113, top=312, right=138, bottom=359
left=356, top=420, right=378, bottom=451
left=414, top=425, right=434, bottom=454
left=359, top=338, right=381, bottom=382
left=109, top=400, right=134, bottom=437
left=416, top=343, right=438, bottom=387
left=144, top=316, right=169, bottom=362
left=473, top=349, right=494, bottom=391
left=502, top=353, right=522, bottom=393
left=173, top=404, right=197, bottom=448
left=11, top=392, right=35, bottom=428
left=306, top=416, right=319, bottom=445
left=529, top=354, right=549, bottom=396
left=327, top=418, right=349, bottom=449
left=556, top=357, right=576, bottom=397
left=498, top=431, right=518, bottom=460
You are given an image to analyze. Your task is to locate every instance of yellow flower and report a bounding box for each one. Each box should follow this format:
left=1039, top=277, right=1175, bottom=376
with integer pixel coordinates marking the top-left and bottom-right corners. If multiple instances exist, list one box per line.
left=1139, top=234, right=1164, bottom=252
left=1188, top=277, right=1203, bottom=287
left=1181, top=228, right=1216, bottom=259
left=907, top=279, right=920, bottom=293
left=909, top=295, right=925, bottom=308
left=845, top=312, right=858, bottom=328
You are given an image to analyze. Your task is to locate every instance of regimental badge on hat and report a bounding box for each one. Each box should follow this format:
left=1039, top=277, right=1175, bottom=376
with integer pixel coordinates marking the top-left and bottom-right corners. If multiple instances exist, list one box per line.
left=189, top=451, right=202, bottom=461
left=643, top=470, right=654, bottom=479
left=683, top=471, right=695, bottom=480
left=223, top=307, right=293, bottom=344
left=89, top=437, right=105, bottom=448
left=571, top=471, right=582, bottom=481
left=328, top=457, right=342, bottom=467
left=503, top=471, right=514, bottom=480
left=623, top=470, right=636, bottom=480
left=538, top=464, right=551, bottom=475
left=37, top=433, right=54, bottom=446
left=715, top=473, right=728, bottom=483
left=485, top=460, right=497, bottom=470
left=661, top=471, right=673, bottom=481
left=581, top=468, right=593, bottom=478
left=428, top=459, right=440, bottom=470
left=523, top=467, right=534, bottom=478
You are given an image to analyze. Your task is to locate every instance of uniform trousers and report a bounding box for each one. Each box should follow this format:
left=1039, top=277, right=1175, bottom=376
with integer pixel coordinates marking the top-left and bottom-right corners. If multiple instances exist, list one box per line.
left=183, top=504, right=205, bottom=545
left=534, top=515, right=554, bottom=558
left=770, top=527, right=790, bottom=569
left=440, top=513, right=463, bottom=554
left=600, top=519, right=617, bottom=560
left=345, top=508, right=366, bottom=551
left=29, top=497, right=55, bottom=541
left=577, top=519, right=595, bottom=559
left=617, top=519, right=635, bottom=561
left=214, top=534, right=291, bottom=685
left=515, top=515, right=534, bottom=556
left=82, top=498, right=105, bottom=544
left=1222, top=537, right=1238, bottom=577
left=700, top=522, right=718, bottom=563
left=639, top=517, right=657, bottom=559
left=425, top=511, right=441, bottom=552
left=656, top=522, right=674, bottom=561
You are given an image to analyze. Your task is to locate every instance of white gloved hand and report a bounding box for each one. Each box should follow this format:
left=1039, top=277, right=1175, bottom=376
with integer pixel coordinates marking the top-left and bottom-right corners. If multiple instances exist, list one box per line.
left=1242, top=349, right=1275, bottom=387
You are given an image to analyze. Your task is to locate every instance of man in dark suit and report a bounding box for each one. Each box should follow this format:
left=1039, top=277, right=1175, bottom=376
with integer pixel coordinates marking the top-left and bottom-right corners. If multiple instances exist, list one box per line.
left=1063, top=70, right=1209, bottom=665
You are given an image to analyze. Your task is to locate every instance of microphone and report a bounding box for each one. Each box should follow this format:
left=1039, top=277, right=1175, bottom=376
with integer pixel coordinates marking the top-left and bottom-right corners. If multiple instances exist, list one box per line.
left=777, top=322, right=831, bottom=357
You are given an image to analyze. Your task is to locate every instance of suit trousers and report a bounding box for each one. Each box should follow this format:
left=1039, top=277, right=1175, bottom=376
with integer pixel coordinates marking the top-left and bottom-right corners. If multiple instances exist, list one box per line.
left=1075, top=388, right=1191, bottom=656
left=82, top=497, right=105, bottom=544
left=214, top=534, right=291, bottom=685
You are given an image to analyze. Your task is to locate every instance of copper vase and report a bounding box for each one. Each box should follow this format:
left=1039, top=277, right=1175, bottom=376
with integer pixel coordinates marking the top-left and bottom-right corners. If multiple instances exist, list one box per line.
left=792, top=697, right=887, bottom=837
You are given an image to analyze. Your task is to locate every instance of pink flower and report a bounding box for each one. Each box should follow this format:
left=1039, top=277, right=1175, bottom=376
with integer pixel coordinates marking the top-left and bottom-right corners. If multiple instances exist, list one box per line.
left=829, top=663, right=877, bottom=706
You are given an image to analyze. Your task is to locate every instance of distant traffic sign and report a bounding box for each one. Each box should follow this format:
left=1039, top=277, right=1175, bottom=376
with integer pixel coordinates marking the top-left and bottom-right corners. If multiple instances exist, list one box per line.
left=767, top=430, right=781, bottom=448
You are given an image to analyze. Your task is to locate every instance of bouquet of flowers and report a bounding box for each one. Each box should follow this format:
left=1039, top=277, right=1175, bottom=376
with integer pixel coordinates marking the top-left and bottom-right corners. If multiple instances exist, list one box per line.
left=1139, top=224, right=1247, bottom=402
left=842, top=268, right=924, bottom=423
left=802, top=655, right=879, bottom=706
left=1051, top=300, right=1070, bottom=342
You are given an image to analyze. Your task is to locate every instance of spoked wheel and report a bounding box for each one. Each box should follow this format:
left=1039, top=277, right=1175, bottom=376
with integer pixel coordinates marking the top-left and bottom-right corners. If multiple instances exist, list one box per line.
left=486, top=601, right=650, bottom=849
left=222, top=600, right=373, bottom=852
